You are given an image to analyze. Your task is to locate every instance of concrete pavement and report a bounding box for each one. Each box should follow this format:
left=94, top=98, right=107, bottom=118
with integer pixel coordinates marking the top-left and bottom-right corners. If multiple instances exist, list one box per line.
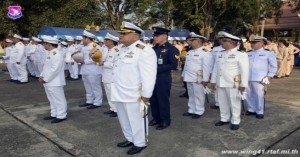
left=0, top=67, right=299, bottom=157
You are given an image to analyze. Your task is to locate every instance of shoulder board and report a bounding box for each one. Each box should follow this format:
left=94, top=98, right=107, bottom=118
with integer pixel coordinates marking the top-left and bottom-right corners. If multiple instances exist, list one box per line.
left=114, top=47, right=119, bottom=52
left=202, top=48, right=208, bottom=52
left=136, top=44, right=145, bottom=49
left=264, top=49, right=270, bottom=51
left=247, top=50, right=253, bottom=52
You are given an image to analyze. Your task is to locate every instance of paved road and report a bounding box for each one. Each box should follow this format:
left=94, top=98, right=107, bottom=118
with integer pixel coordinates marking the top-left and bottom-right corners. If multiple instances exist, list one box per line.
left=0, top=67, right=299, bottom=157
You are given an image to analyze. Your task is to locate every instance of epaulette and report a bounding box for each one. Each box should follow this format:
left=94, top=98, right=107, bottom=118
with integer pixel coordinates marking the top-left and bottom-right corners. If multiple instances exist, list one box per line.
left=53, top=51, right=57, bottom=55
left=247, top=50, right=253, bottom=52
left=136, top=44, right=145, bottom=49
left=114, top=47, right=119, bottom=52
left=264, top=48, right=270, bottom=51
left=202, top=48, right=208, bottom=52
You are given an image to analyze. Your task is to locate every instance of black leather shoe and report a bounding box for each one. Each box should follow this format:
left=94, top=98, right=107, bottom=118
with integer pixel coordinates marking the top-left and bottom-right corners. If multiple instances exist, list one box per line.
left=51, top=118, right=67, bottom=123
left=117, top=140, right=133, bottom=148
left=17, top=81, right=29, bottom=84
left=210, top=105, right=219, bottom=109
left=104, top=110, right=114, bottom=114
left=182, top=112, right=194, bottom=116
left=87, top=105, right=101, bottom=109
left=110, top=112, right=117, bottom=117
left=156, top=123, right=170, bottom=130
left=256, top=114, right=264, bottom=119
left=215, top=121, right=229, bottom=126
left=149, top=119, right=160, bottom=126
left=69, top=78, right=79, bottom=81
left=127, top=146, right=146, bottom=155
left=191, top=114, right=202, bottom=119
left=79, top=103, right=92, bottom=107
left=285, top=75, right=290, bottom=77
left=246, top=111, right=256, bottom=116
left=179, top=92, right=188, bottom=98
left=43, top=116, right=56, bottom=120
left=230, top=124, right=239, bottom=130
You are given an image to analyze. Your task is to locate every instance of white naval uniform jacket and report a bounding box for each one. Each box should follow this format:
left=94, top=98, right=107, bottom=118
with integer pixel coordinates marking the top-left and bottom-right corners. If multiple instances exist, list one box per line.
left=34, top=44, right=47, bottom=64
left=111, top=40, right=157, bottom=102
left=3, top=46, right=14, bottom=64
left=211, top=48, right=249, bottom=88
left=211, top=45, right=225, bottom=73
left=40, top=49, right=66, bottom=87
left=182, top=47, right=213, bottom=82
left=248, top=48, right=277, bottom=82
left=15, top=42, right=26, bottom=64
left=80, top=43, right=106, bottom=75
left=102, top=46, right=119, bottom=83
left=65, top=45, right=77, bottom=63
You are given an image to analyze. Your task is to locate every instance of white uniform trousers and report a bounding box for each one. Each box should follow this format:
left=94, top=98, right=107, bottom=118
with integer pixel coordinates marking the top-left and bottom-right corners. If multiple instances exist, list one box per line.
left=34, top=63, right=44, bottom=77
left=187, top=82, right=205, bottom=115
left=82, top=75, right=103, bottom=106
left=6, top=63, right=18, bottom=80
left=27, top=60, right=35, bottom=76
left=104, top=83, right=116, bottom=112
left=67, top=63, right=78, bottom=79
left=115, top=102, right=148, bottom=147
left=214, top=90, right=219, bottom=106
left=217, top=87, right=241, bottom=125
left=246, top=82, right=265, bottom=114
left=14, top=63, right=28, bottom=82
left=44, top=86, right=67, bottom=119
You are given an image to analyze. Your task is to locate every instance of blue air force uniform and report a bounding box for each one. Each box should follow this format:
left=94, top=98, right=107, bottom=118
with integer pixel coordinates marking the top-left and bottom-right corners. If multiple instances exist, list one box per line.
left=246, top=36, right=277, bottom=117
left=149, top=27, right=180, bottom=129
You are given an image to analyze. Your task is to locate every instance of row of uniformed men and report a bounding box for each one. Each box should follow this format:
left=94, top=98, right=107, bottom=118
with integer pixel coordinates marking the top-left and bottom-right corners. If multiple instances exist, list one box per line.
left=2, top=35, right=108, bottom=83
left=181, top=31, right=278, bottom=131
left=33, top=22, right=160, bottom=155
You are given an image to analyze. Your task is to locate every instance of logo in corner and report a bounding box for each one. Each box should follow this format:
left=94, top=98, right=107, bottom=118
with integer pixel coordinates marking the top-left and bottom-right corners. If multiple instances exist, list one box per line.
left=7, top=6, right=22, bottom=19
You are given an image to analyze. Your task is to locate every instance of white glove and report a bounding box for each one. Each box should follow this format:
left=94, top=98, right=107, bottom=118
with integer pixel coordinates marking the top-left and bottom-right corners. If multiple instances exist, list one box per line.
left=203, top=86, right=211, bottom=94
left=262, top=77, right=270, bottom=85
left=139, top=100, right=150, bottom=113
left=237, top=91, right=247, bottom=100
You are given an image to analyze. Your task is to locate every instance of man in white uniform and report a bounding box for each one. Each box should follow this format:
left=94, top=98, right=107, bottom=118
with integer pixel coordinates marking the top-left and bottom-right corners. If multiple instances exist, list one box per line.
left=12, top=34, right=28, bottom=84
left=75, top=30, right=104, bottom=109
left=2, top=39, right=18, bottom=82
left=111, top=22, right=157, bottom=155
left=210, top=32, right=225, bottom=109
left=23, top=38, right=35, bottom=77
left=211, top=32, right=249, bottom=130
left=101, top=33, right=119, bottom=117
left=39, top=36, right=68, bottom=123
left=182, top=32, right=213, bottom=119
left=246, top=36, right=277, bottom=119
left=65, top=36, right=79, bottom=80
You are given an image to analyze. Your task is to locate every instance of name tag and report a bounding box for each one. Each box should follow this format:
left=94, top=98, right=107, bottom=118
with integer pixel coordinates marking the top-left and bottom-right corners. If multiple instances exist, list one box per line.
left=228, top=57, right=235, bottom=59
left=158, top=58, right=163, bottom=64
left=194, top=55, right=199, bottom=57
left=259, top=54, right=265, bottom=56
left=125, top=55, right=133, bottom=58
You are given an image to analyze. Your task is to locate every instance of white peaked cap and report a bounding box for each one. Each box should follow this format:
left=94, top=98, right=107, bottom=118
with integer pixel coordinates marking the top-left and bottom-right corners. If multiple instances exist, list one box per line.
left=13, top=34, right=22, bottom=39
left=222, top=32, right=241, bottom=41
left=41, top=35, right=60, bottom=45
left=104, top=33, right=119, bottom=42
left=97, top=36, right=104, bottom=43
left=82, top=30, right=95, bottom=38
left=5, top=39, right=13, bottom=43
left=190, top=32, right=206, bottom=40
left=76, top=36, right=83, bottom=40
left=118, top=21, right=144, bottom=34
left=32, top=37, right=42, bottom=42
left=65, top=36, right=74, bottom=42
